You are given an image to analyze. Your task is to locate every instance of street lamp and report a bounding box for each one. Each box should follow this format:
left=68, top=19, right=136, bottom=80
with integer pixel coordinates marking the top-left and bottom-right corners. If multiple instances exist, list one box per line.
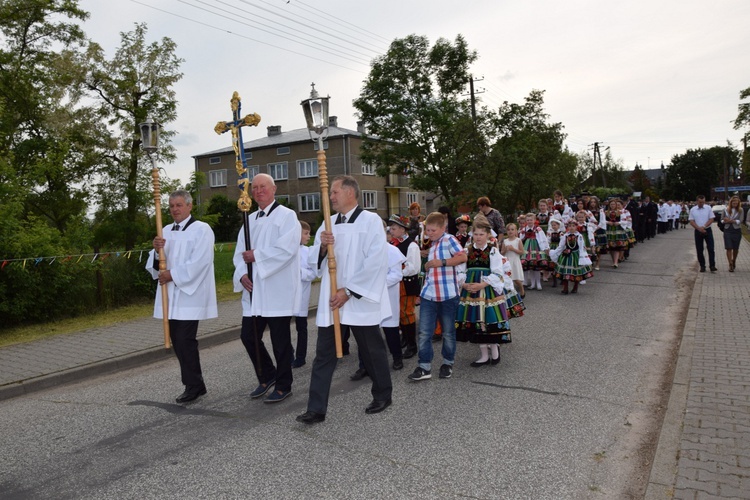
left=300, top=83, right=342, bottom=357
left=139, top=116, right=171, bottom=349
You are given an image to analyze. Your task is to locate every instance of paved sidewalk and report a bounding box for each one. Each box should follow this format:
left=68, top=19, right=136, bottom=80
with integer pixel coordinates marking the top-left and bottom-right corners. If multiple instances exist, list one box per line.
left=646, top=232, right=750, bottom=499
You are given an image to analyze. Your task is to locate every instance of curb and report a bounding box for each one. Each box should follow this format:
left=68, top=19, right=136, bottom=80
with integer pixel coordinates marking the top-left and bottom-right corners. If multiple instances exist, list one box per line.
left=644, top=273, right=701, bottom=498
left=0, top=325, right=241, bottom=402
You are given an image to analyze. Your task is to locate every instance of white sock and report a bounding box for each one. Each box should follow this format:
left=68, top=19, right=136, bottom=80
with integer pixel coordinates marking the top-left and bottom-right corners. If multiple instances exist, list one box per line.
left=490, top=344, right=499, bottom=360
left=476, top=344, right=489, bottom=362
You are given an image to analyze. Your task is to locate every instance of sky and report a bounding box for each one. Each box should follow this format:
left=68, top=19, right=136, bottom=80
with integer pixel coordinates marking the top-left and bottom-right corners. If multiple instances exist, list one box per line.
left=78, top=0, right=750, bottom=186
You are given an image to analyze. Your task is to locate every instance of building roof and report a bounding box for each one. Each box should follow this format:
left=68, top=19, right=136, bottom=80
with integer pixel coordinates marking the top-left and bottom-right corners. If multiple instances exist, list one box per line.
left=193, top=125, right=362, bottom=158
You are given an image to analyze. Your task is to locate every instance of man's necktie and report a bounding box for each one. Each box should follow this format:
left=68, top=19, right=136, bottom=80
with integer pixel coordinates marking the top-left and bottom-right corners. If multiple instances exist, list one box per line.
left=172, top=224, right=180, bottom=231
left=338, top=215, right=347, bottom=224
left=257, top=210, right=265, bottom=219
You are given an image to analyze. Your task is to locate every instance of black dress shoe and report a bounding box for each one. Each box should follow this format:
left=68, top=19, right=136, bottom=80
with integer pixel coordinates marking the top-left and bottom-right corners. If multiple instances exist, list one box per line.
left=491, top=354, right=501, bottom=365
left=350, top=368, right=369, bottom=381
left=402, top=346, right=417, bottom=359
left=296, top=411, right=325, bottom=424
left=365, top=399, right=392, bottom=414
left=176, top=386, right=207, bottom=403
left=392, top=359, right=404, bottom=370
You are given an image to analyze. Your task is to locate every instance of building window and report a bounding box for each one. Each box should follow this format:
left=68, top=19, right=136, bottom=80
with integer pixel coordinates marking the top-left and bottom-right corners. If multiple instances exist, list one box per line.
left=297, top=159, right=318, bottom=178
left=209, top=169, right=227, bottom=187
left=209, top=156, right=222, bottom=165
left=406, top=192, right=418, bottom=206
left=277, top=146, right=290, bottom=155
left=298, top=193, right=321, bottom=212
left=244, top=150, right=253, bottom=160
left=362, top=163, right=375, bottom=175
left=362, top=190, right=377, bottom=209
left=246, top=165, right=259, bottom=180
left=313, top=141, right=329, bottom=151
left=268, top=162, right=288, bottom=180
left=275, top=195, right=290, bottom=206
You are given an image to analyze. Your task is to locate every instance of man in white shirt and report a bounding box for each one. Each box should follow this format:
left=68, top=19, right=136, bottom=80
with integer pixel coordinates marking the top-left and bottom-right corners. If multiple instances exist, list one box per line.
left=234, top=173, right=301, bottom=403
left=688, top=195, right=717, bottom=273
left=296, top=175, right=393, bottom=424
left=148, top=190, right=218, bottom=403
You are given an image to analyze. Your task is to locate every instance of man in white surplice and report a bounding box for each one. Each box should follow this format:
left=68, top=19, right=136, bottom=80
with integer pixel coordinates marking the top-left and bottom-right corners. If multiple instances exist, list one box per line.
left=234, top=173, right=301, bottom=404
left=147, top=190, right=217, bottom=404
left=296, top=175, right=393, bottom=425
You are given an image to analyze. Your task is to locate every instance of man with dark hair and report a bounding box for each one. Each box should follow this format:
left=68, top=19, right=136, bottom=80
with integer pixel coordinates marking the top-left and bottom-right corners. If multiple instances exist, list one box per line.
left=148, top=190, right=217, bottom=403
left=688, top=195, right=717, bottom=273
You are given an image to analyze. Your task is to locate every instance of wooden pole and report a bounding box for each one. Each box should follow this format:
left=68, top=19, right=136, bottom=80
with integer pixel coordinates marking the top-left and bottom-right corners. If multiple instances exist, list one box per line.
left=151, top=163, right=171, bottom=349
left=316, top=136, right=343, bottom=358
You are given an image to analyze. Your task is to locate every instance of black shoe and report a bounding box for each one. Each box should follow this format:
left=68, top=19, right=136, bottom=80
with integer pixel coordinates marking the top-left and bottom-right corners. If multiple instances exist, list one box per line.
left=561, top=289, right=569, bottom=295
left=392, top=359, right=404, bottom=370
left=365, top=399, right=392, bottom=414
left=438, top=364, right=453, bottom=379
left=470, top=359, right=490, bottom=367
left=291, top=359, right=306, bottom=368
left=350, top=368, right=369, bottom=381
left=249, top=380, right=276, bottom=399
left=431, top=334, right=441, bottom=342
left=402, top=346, right=417, bottom=359
left=264, top=389, right=292, bottom=404
left=296, top=411, right=325, bottom=424
left=710, top=267, right=717, bottom=273
left=491, top=353, right=501, bottom=365
left=699, top=268, right=706, bottom=273
left=176, top=385, right=207, bottom=403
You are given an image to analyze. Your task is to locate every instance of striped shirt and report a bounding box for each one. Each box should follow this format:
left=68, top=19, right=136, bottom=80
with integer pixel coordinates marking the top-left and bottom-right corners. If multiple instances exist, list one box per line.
left=420, top=232, right=463, bottom=301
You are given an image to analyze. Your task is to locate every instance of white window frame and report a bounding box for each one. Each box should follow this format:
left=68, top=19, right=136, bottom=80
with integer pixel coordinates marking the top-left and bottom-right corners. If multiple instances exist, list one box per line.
left=209, top=169, right=227, bottom=187
left=276, top=146, right=290, bottom=155
left=313, top=141, right=329, bottom=151
left=268, top=162, right=288, bottom=181
left=209, top=156, right=222, bottom=165
left=406, top=192, right=418, bottom=206
left=243, top=150, right=253, bottom=160
left=362, top=190, right=377, bottom=209
left=361, top=163, right=375, bottom=175
left=246, top=165, right=259, bottom=180
left=298, top=193, right=321, bottom=213
left=275, top=194, right=290, bottom=205
left=297, top=159, right=319, bottom=179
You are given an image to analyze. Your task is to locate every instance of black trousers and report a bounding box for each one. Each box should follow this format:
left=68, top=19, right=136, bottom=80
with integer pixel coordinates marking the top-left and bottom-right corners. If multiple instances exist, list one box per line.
left=240, top=315, right=293, bottom=392
left=307, top=324, right=392, bottom=415
left=169, top=319, right=204, bottom=390
left=293, top=316, right=308, bottom=363
left=358, top=326, right=402, bottom=370
left=694, top=228, right=716, bottom=270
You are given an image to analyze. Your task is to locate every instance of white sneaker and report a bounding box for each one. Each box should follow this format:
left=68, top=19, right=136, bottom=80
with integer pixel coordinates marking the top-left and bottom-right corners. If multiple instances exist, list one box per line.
left=580, top=280, right=586, bottom=284
left=536, top=283, right=542, bottom=290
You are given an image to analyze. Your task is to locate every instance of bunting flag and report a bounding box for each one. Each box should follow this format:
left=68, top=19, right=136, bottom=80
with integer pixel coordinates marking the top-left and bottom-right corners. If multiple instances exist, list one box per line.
left=0, top=243, right=236, bottom=272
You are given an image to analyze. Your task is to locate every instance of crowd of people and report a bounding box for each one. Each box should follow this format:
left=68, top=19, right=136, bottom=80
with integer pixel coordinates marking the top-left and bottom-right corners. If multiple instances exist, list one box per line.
left=146, top=180, right=745, bottom=424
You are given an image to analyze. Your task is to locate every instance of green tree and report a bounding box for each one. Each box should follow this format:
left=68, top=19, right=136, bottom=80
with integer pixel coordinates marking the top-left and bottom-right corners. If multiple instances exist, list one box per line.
left=86, top=23, right=184, bottom=250
left=205, top=194, right=242, bottom=243
left=734, top=86, right=750, bottom=177
left=628, top=164, right=651, bottom=193
left=486, top=90, right=576, bottom=213
left=353, top=34, right=485, bottom=209
left=665, top=146, right=740, bottom=200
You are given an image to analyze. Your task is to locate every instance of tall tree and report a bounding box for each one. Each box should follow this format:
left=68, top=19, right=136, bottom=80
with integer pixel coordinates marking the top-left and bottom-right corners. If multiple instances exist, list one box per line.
left=353, top=34, right=484, bottom=209
left=486, top=90, right=575, bottom=213
left=734, top=86, right=750, bottom=177
left=664, top=146, right=740, bottom=200
left=86, top=23, right=183, bottom=250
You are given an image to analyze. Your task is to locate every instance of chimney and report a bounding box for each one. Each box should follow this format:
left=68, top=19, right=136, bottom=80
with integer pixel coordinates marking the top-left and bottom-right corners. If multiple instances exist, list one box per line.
left=328, top=116, right=338, bottom=128
left=267, top=125, right=282, bottom=136
left=357, top=121, right=366, bottom=134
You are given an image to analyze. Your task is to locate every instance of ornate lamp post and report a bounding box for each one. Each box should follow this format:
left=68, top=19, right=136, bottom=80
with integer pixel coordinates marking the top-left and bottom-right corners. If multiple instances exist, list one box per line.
left=300, top=84, right=343, bottom=358
left=139, top=117, right=171, bottom=349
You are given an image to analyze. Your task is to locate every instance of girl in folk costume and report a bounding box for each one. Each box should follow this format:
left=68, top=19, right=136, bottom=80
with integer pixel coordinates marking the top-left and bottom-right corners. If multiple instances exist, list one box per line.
left=545, top=215, right=564, bottom=288
left=386, top=215, right=422, bottom=360
left=520, top=212, right=550, bottom=291
left=455, top=214, right=471, bottom=248
left=552, top=189, right=575, bottom=224
left=617, top=200, right=636, bottom=260
left=575, top=210, right=596, bottom=283
left=536, top=199, right=551, bottom=233
left=549, top=219, right=594, bottom=295
left=455, top=214, right=516, bottom=367
left=679, top=202, right=689, bottom=229
left=501, top=222, right=525, bottom=298
left=587, top=197, right=607, bottom=271
left=605, top=198, right=629, bottom=268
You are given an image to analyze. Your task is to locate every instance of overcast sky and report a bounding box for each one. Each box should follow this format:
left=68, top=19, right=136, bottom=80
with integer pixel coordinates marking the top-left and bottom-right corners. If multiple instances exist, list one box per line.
left=79, top=0, right=750, bottom=186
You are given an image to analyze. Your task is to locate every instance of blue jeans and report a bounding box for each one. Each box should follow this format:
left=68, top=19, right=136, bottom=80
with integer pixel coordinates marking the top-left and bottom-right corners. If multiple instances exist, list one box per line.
left=417, top=296, right=459, bottom=371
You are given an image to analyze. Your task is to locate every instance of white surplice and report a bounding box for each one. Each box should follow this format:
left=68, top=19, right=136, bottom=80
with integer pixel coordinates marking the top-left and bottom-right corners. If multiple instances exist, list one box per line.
left=146, top=217, right=218, bottom=320
left=382, top=244, right=406, bottom=328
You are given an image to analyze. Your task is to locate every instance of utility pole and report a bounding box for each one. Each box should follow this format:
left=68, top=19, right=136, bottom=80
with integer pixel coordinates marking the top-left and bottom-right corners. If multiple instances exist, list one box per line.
left=591, top=142, right=606, bottom=187
left=463, top=75, right=485, bottom=122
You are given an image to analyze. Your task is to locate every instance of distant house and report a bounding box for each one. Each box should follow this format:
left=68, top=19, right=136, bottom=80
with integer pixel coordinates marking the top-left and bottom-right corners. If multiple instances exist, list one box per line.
left=192, top=117, right=435, bottom=228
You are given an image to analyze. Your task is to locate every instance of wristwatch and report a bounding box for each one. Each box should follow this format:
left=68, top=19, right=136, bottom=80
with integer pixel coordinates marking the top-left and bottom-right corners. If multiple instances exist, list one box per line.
left=344, top=288, right=352, bottom=298
left=441, top=258, right=447, bottom=267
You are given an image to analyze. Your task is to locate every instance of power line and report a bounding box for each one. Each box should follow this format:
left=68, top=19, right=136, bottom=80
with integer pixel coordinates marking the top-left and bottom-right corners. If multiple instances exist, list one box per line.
left=130, top=0, right=367, bottom=73
left=289, top=0, right=391, bottom=46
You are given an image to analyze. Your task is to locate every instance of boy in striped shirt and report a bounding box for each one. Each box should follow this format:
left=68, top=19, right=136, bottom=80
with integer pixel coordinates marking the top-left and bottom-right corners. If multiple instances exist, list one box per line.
left=408, top=212, right=468, bottom=381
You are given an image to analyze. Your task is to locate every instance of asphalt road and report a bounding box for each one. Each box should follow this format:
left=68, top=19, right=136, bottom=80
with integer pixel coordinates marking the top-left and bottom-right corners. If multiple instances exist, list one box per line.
left=0, top=230, right=696, bottom=499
